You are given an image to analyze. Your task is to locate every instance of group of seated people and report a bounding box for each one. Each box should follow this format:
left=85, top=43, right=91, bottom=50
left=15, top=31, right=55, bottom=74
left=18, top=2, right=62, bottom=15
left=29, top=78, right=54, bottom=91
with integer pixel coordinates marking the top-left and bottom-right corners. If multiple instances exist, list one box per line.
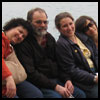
left=2, top=8, right=98, bottom=98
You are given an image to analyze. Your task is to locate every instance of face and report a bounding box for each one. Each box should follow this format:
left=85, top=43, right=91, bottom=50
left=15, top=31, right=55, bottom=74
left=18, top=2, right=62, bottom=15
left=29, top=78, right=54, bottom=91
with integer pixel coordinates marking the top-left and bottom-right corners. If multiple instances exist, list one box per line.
left=59, top=17, right=75, bottom=38
left=31, top=11, right=48, bottom=36
left=6, top=26, right=28, bottom=44
left=85, top=20, right=98, bottom=37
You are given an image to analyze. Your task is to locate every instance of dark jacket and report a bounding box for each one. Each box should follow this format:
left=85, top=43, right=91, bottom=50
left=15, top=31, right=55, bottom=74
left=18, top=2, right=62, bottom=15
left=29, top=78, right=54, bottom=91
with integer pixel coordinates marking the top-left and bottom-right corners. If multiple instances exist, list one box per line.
left=56, top=32, right=98, bottom=87
left=14, top=32, right=58, bottom=90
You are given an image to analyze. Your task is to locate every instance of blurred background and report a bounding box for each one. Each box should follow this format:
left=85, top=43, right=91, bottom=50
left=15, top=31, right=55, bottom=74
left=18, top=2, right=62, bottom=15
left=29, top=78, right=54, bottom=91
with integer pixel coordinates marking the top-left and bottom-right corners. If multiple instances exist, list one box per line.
left=2, top=2, right=98, bottom=40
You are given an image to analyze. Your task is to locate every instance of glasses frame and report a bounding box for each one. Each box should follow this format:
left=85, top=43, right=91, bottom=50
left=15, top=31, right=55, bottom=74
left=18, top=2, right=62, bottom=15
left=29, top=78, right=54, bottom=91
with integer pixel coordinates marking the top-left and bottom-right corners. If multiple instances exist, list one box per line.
left=35, top=20, right=49, bottom=25
left=84, top=21, right=94, bottom=32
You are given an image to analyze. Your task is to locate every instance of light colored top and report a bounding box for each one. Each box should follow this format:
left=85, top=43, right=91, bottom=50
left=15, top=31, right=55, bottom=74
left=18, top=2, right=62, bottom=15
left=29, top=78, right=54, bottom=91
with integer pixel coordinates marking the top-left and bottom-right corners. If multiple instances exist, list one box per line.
left=76, top=37, right=94, bottom=68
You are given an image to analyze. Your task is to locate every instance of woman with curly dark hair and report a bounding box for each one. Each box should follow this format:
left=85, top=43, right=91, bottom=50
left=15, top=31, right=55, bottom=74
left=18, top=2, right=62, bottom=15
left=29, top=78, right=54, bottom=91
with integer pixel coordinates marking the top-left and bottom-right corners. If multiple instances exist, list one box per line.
left=2, top=18, right=43, bottom=98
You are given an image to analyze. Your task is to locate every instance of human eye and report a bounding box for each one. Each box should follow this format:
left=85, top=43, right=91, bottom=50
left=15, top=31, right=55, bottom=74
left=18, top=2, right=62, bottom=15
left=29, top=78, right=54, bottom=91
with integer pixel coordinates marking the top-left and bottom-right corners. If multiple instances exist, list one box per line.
left=62, top=24, right=67, bottom=28
left=18, top=29, right=25, bottom=38
left=69, top=22, right=73, bottom=26
left=19, top=30, right=23, bottom=34
left=35, top=20, right=42, bottom=24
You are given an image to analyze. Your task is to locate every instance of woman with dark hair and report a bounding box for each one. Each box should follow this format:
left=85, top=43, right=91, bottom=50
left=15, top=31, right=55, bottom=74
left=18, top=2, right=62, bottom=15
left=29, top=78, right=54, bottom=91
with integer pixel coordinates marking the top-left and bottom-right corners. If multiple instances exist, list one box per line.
left=55, top=12, right=98, bottom=98
left=2, top=18, right=43, bottom=98
left=75, top=16, right=98, bottom=48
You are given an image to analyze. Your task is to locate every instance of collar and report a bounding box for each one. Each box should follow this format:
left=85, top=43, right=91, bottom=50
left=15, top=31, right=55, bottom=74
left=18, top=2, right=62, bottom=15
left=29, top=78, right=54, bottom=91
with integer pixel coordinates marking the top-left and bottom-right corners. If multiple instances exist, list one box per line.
left=60, top=34, right=77, bottom=45
left=75, top=32, right=89, bottom=42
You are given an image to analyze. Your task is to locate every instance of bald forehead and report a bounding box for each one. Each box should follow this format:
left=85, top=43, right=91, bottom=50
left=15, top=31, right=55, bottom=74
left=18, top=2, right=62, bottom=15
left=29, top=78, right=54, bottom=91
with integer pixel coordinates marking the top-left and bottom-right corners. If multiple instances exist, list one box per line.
left=32, top=11, right=47, bottom=19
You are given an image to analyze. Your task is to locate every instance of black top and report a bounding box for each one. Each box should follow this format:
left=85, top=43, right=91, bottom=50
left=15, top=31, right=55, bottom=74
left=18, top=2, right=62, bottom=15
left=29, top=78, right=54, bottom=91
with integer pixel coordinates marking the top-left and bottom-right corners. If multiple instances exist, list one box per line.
left=56, top=32, right=98, bottom=87
left=14, top=32, right=58, bottom=90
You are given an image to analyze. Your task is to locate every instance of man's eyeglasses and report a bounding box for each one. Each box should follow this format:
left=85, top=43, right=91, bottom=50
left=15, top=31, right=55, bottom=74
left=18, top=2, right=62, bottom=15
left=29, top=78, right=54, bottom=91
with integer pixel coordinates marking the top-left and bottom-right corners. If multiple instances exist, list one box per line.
left=35, top=20, right=49, bottom=25
left=84, top=21, right=94, bottom=32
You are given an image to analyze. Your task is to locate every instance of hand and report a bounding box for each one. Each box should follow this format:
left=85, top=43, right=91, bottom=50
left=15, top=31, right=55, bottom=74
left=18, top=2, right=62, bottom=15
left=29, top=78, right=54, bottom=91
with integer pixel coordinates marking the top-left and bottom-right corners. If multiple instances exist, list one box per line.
left=5, top=76, right=16, bottom=98
left=65, top=80, right=74, bottom=94
left=55, top=84, right=71, bottom=98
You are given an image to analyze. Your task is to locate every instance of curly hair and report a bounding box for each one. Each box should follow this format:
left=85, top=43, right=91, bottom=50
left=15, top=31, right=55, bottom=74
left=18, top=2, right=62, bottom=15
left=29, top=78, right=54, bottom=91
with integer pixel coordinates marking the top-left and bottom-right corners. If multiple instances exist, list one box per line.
left=3, top=18, right=33, bottom=34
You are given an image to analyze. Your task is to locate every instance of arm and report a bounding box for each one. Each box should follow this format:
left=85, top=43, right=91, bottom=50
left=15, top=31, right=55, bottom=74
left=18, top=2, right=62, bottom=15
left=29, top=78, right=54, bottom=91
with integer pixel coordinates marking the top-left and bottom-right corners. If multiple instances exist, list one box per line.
left=2, top=37, right=16, bottom=98
left=2, top=58, right=12, bottom=80
left=2, top=37, right=12, bottom=80
left=5, top=76, right=16, bottom=98
left=2, top=57, right=16, bottom=98
left=92, top=41, right=98, bottom=71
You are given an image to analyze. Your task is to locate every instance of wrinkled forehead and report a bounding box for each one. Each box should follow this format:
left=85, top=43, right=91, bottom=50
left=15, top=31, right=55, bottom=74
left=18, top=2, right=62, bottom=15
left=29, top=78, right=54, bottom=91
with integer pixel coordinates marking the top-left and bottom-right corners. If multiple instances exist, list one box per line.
left=32, top=11, right=47, bottom=20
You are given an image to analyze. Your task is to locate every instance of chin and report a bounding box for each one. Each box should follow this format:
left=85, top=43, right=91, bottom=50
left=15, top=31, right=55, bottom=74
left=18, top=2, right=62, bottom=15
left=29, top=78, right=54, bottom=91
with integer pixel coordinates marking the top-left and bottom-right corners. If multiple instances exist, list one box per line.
left=12, top=40, right=20, bottom=45
left=42, top=31, right=47, bottom=35
left=37, top=31, right=47, bottom=36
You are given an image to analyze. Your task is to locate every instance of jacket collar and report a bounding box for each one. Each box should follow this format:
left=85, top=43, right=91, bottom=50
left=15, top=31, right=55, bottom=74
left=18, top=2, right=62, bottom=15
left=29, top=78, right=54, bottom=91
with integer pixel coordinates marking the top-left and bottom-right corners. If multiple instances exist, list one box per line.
left=75, top=32, right=89, bottom=43
left=60, top=34, right=76, bottom=45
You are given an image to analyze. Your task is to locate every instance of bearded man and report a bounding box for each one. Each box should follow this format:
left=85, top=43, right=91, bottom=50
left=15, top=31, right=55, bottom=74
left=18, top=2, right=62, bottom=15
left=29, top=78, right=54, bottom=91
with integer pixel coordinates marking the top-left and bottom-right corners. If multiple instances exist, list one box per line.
left=14, top=8, right=86, bottom=98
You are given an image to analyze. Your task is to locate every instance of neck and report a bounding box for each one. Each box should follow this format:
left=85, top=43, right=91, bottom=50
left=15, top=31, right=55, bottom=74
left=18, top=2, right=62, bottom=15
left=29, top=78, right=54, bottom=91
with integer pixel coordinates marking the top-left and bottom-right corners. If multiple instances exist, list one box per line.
left=35, top=35, right=44, bottom=45
left=69, top=35, right=77, bottom=44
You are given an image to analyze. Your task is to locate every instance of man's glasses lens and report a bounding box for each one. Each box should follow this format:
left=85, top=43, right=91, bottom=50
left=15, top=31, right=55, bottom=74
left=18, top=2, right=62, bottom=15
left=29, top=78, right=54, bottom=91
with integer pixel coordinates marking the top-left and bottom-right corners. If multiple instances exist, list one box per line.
left=36, top=20, right=49, bottom=24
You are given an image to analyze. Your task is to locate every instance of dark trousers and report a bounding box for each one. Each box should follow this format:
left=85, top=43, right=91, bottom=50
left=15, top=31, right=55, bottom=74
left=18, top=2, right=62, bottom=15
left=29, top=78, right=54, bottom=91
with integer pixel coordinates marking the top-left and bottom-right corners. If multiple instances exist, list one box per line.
left=16, top=80, right=43, bottom=98
left=41, top=79, right=86, bottom=98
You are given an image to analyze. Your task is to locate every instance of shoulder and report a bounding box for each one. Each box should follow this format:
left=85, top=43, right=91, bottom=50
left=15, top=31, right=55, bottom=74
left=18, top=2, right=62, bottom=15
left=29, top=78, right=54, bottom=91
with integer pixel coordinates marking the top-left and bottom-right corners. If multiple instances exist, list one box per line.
left=46, top=32, right=55, bottom=40
left=57, top=35, right=69, bottom=46
left=2, top=32, right=10, bottom=45
left=76, top=32, right=96, bottom=48
left=56, top=35, right=71, bottom=52
left=46, top=32, right=56, bottom=44
left=2, top=33, right=11, bottom=56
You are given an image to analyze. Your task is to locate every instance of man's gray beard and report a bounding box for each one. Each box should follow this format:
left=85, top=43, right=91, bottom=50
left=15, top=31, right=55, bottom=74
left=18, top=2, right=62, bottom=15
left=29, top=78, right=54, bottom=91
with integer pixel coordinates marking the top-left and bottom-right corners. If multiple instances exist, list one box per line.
left=35, top=30, right=47, bottom=36
left=32, top=25, right=47, bottom=36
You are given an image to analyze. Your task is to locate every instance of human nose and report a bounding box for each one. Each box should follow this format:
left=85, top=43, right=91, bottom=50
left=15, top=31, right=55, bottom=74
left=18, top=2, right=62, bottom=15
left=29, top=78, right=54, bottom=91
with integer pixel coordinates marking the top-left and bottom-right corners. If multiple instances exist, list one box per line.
left=68, top=25, right=72, bottom=30
left=18, top=34, right=24, bottom=40
left=40, top=22, right=47, bottom=27
left=19, top=34, right=23, bottom=38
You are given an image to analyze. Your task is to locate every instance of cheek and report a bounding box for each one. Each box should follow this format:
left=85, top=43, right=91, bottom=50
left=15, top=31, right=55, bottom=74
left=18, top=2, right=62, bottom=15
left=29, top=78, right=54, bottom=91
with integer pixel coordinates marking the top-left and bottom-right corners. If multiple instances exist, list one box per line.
left=62, top=27, right=68, bottom=31
left=72, top=25, right=75, bottom=30
left=60, top=28, right=66, bottom=34
left=10, top=37, right=17, bottom=44
left=86, top=31, right=93, bottom=37
left=33, top=23, right=40, bottom=28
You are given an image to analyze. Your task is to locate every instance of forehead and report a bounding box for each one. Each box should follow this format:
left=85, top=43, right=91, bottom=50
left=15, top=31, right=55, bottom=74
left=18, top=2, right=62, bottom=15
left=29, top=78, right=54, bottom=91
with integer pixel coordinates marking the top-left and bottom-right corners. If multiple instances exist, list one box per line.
left=60, top=17, right=73, bottom=24
left=17, top=26, right=28, bottom=33
left=32, top=11, right=47, bottom=20
left=16, top=26, right=26, bottom=30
